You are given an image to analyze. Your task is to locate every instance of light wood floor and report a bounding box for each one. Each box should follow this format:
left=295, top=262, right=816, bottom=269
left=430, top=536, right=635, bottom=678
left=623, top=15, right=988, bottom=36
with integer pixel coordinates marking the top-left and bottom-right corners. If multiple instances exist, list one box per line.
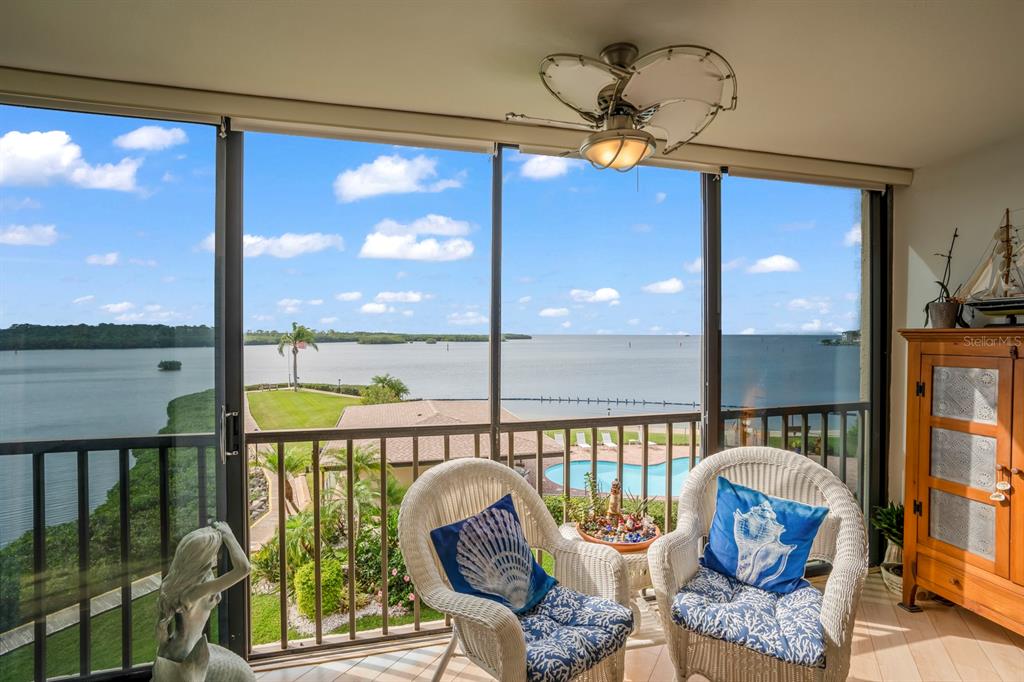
left=251, top=572, right=1024, bottom=682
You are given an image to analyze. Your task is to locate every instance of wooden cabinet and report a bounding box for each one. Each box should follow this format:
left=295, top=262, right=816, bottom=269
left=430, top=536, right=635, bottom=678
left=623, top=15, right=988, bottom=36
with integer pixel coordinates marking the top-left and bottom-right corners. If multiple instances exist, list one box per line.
left=900, top=329, right=1024, bottom=636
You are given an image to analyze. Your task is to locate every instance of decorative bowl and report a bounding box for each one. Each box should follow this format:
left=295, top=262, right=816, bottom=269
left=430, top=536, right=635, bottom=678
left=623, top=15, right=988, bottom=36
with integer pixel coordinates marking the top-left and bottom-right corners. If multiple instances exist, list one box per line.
left=575, top=523, right=661, bottom=553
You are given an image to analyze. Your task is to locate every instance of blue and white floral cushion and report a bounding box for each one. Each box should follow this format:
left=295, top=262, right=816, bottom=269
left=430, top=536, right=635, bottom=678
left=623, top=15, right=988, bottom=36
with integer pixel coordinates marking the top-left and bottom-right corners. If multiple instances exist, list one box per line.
left=518, top=585, right=633, bottom=682
left=671, top=566, right=825, bottom=668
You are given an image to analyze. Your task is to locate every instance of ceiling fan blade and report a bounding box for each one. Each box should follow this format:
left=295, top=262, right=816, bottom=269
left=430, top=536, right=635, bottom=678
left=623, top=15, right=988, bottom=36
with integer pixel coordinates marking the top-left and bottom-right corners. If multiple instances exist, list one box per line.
left=622, top=45, right=737, bottom=114
left=540, top=54, right=625, bottom=119
left=641, top=99, right=720, bottom=152
left=505, top=112, right=597, bottom=131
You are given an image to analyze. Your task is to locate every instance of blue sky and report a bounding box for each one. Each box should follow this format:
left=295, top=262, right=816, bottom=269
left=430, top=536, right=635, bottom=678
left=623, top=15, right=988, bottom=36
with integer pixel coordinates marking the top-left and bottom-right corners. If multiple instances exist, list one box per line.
left=1, top=105, right=862, bottom=335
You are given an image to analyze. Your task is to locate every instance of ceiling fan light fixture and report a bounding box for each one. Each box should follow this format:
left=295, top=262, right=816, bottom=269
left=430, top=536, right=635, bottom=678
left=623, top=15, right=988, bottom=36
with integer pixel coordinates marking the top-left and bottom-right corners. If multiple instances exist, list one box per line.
left=580, top=127, right=656, bottom=171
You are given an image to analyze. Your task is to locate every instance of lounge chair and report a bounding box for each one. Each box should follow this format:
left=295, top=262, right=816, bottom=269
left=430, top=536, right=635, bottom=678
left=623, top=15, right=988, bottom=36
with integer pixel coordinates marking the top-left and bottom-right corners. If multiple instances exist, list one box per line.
left=601, top=431, right=616, bottom=449
left=553, top=432, right=565, bottom=448
left=575, top=431, right=591, bottom=449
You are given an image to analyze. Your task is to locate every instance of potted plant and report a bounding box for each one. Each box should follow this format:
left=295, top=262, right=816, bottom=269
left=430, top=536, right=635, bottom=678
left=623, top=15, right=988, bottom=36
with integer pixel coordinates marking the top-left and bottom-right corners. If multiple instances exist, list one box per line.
left=924, top=229, right=963, bottom=328
left=571, top=473, right=660, bottom=553
left=870, top=502, right=904, bottom=594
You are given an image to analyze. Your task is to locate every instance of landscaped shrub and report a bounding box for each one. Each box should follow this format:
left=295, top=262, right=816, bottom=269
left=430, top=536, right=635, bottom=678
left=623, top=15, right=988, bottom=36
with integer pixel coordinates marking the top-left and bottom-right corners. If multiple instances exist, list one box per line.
left=354, top=508, right=413, bottom=608
left=251, top=540, right=279, bottom=586
left=295, top=558, right=346, bottom=619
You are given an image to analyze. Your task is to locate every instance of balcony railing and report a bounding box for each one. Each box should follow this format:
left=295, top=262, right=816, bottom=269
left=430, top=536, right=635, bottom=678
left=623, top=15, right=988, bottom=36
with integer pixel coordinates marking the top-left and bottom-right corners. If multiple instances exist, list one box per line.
left=0, top=400, right=868, bottom=679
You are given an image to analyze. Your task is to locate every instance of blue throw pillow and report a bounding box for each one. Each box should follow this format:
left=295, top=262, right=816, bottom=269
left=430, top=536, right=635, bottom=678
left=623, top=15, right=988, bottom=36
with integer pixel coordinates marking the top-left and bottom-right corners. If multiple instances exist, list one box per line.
left=701, top=477, right=828, bottom=594
left=430, top=493, right=556, bottom=614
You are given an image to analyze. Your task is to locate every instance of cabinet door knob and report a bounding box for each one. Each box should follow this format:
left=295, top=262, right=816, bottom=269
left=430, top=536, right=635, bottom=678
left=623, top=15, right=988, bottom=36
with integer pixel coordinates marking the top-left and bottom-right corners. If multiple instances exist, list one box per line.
left=995, top=481, right=1011, bottom=491
left=990, top=492, right=1007, bottom=502
left=950, top=577, right=961, bottom=587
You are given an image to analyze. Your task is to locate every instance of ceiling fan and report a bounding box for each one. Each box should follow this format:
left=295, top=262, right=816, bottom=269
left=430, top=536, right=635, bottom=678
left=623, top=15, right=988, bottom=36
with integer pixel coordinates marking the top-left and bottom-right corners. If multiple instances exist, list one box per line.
left=506, top=42, right=737, bottom=171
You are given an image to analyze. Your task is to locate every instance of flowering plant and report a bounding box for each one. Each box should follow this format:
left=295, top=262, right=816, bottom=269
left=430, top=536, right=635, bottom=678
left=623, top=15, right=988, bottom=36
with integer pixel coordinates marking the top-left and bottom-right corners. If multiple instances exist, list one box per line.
left=571, top=472, right=659, bottom=545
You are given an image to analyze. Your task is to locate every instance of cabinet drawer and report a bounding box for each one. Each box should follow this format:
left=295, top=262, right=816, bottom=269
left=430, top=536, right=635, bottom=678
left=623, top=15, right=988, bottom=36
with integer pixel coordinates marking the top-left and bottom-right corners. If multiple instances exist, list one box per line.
left=917, top=554, right=1023, bottom=629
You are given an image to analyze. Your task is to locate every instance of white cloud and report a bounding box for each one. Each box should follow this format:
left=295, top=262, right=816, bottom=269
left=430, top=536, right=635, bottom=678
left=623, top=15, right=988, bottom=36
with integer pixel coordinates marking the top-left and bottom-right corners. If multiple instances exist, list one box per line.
left=788, top=297, right=831, bottom=314
left=101, top=301, right=134, bottom=313
left=539, top=307, right=569, bottom=317
left=740, top=327, right=756, bottom=335
left=114, top=126, right=188, bottom=151
left=748, top=254, right=800, bottom=273
left=307, top=299, right=324, bottom=305
left=845, top=292, right=859, bottom=301
left=375, top=290, right=430, bottom=303
left=723, top=257, right=745, bottom=271
left=72, top=295, right=95, bottom=304
left=801, top=319, right=842, bottom=332
left=401, top=309, right=414, bottom=317
left=642, top=277, right=684, bottom=294
left=161, top=172, right=178, bottom=183
left=360, top=232, right=473, bottom=261
left=684, top=257, right=702, bottom=273
left=0, top=223, right=58, bottom=246
left=86, top=252, right=119, bottom=266
left=520, top=156, right=576, bottom=180
left=320, top=317, right=338, bottom=325
left=627, top=318, right=640, bottom=326
left=518, top=295, right=532, bottom=304
left=655, top=192, right=667, bottom=204
left=359, top=215, right=474, bottom=262
left=569, top=287, right=620, bottom=304
left=277, top=298, right=303, bottom=314
left=561, top=321, right=572, bottom=329
left=649, top=325, right=663, bottom=332
left=844, top=222, right=862, bottom=247
left=374, top=214, right=470, bottom=237
left=251, top=314, right=274, bottom=322
left=129, top=257, right=158, bottom=267
left=0, top=130, right=140, bottom=191
left=334, top=154, right=461, bottom=202
left=360, top=302, right=394, bottom=314
left=447, top=310, right=488, bottom=326
left=335, top=291, right=363, bottom=301
left=0, top=196, right=41, bottom=210
left=197, top=232, right=343, bottom=258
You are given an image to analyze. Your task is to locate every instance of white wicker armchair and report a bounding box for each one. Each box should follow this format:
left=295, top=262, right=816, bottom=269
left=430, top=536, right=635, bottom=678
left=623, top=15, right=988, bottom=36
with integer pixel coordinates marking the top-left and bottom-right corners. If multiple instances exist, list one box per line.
left=398, top=458, right=631, bottom=682
left=648, top=447, right=867, bottom=682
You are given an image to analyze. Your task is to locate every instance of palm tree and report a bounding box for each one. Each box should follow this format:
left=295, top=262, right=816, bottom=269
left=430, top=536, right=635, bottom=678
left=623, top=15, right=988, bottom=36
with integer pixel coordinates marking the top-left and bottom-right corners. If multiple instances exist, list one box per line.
left=370, top=373, right=410, bottom=400
left=277, top=322, right=318, bottom=390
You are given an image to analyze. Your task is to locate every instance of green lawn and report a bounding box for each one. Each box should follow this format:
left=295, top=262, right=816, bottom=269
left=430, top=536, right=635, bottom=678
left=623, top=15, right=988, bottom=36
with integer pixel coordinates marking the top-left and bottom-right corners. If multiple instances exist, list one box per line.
left=247, top=389, right=361, bottom=430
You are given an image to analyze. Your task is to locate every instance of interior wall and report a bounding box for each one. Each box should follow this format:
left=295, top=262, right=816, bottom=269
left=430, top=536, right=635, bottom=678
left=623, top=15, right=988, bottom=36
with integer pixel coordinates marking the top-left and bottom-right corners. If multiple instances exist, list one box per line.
left=889, top=131, right=1024, bottom=502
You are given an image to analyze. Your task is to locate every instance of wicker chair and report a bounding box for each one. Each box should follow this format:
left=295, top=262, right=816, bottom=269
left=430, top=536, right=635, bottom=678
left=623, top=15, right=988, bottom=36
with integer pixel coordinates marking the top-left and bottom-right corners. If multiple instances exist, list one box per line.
left=648, top=446, right=867, bottom=682
left=398, top=458, right=632, bottom=682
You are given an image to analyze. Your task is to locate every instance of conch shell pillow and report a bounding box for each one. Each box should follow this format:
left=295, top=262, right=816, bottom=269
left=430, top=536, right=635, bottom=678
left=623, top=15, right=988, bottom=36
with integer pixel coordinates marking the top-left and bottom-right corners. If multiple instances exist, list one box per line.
left=430, top=494, right=557, bottom=613
left=701, top=477, right=828, bottom=594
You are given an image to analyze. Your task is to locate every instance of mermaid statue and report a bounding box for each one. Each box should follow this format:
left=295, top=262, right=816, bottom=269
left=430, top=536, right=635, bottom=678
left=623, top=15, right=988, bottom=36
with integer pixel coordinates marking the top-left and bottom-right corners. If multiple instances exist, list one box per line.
left=152, top=521, right=254, bottom=682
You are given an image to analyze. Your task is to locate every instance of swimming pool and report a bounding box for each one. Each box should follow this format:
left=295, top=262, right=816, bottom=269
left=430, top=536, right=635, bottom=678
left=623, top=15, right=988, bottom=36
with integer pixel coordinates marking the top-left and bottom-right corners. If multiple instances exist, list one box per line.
left=544, top=458, right=693, bottom=497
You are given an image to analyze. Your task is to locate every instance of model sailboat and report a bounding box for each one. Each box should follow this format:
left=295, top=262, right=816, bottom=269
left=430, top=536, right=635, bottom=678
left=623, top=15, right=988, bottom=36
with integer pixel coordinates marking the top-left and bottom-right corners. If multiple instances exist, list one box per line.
left=963, top=209, right=1024, bottom=323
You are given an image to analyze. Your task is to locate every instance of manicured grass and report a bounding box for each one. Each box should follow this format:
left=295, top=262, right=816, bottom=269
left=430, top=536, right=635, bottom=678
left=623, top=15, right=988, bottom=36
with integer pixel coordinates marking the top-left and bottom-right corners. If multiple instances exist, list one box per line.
left=250, top=591, right=443, bottom=646
left=247, top=389, right=360, bottom=430
left=0, top=591, right=190, bottom=680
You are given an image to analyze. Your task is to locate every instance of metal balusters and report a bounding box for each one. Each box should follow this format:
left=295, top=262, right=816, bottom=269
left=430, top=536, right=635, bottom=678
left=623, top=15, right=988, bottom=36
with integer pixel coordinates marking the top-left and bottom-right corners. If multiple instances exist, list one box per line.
left=689, top=422, right=697, bottom=469
left=118, top=448, right=131, bottom=670
left=819, top=412, right=828, bottom=468
left=380, top=438, right=390, bottom=634
left=474, top=433, right=480, bottom=458
left=859, top=410, right=868, bottom=510
left=346, top=440, right=357, bottom=638
left=411, top=437, right=419, bottom=629
left=761, top=415, right=769, bottom=446
left=616, top=426, right=624, bottom=485
left=197, top=446, right=207, bottom=527
left=77, top=450, right=90, bottom=677
left=781, top=415, right=790, bottom=450
left=801, top=414, right=809, bottom=457
left=443, top=434, right=450, bottom=462
left=665, top=424, right=674, bottom=532
left=839, top=411, right=848, bottom=485
left=641, top=424, right=650, bottom=504
left=562, top=429, right=570, bottom=524
left=507, top=430, right=515, bottom=468
left=312, top=440, right=322, bottom=645
left=33, top=452, right=46, bottom=682
left=158, top=446, right=170, bottom=575
left=590, top=427, right=598, bottom=485
left=535, top=430, right=545, bottom=573
left=276, top=441, right=288, bottom=649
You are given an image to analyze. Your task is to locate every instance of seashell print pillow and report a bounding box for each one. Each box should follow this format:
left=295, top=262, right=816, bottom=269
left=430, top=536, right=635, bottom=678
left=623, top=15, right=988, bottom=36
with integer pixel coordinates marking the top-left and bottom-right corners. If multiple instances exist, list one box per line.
left=430, top=494, right=557, bottom=614
left=701, top=477, right=828, bottom=594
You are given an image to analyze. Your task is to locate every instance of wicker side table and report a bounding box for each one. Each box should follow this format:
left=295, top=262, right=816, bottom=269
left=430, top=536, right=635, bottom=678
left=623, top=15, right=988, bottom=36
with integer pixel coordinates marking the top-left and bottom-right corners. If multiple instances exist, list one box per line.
left=559, top=523, right=665, bottom=647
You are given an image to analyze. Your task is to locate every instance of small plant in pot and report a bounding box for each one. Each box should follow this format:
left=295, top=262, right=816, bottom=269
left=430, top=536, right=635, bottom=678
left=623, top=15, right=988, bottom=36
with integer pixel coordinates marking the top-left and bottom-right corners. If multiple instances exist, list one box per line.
left=870, top=502, right=904, bottom=594
left=924, top=228, right=964, bottom=329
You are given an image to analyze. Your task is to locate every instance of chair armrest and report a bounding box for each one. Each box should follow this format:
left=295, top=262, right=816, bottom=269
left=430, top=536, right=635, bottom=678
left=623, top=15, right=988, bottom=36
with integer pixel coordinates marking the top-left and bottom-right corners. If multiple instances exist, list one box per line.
left=648, top=513, right=702, bottom=599
left=419, top=583, right=527, bottom=679
left=548, top=536, right=630, bottom=607
left=819, top=557, right=867, bottom=650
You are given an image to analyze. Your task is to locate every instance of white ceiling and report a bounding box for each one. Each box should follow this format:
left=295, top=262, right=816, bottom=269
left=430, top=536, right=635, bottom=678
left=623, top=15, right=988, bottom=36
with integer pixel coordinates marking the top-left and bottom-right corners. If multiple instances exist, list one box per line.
left=1, top=0, right=1022, bottom=170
